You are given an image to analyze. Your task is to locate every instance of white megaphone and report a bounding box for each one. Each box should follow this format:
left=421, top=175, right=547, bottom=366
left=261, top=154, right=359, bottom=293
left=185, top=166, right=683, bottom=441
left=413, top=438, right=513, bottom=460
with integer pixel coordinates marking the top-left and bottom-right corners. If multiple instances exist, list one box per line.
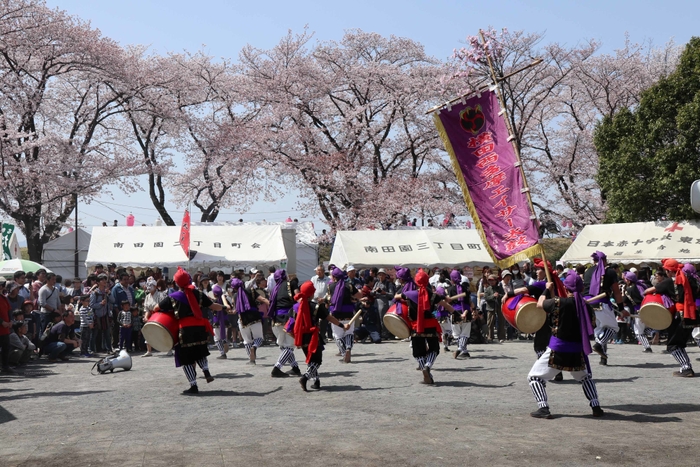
left=691, top=180, right=700, bottom=214
left=95, top=349, right=132, bottom=374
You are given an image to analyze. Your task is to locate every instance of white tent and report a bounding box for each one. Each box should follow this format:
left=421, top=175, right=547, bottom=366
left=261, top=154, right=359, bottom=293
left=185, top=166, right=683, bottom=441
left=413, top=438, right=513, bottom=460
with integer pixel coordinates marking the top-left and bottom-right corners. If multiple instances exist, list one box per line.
left=560, top=221, right=700, bottom=265
left=42, top=228, right=92, bottom=279
left=199, top=220, right=319, bottom=281
left=85, top=225, right=294, bottom=271
left=329, top=229, right=495, bottom=269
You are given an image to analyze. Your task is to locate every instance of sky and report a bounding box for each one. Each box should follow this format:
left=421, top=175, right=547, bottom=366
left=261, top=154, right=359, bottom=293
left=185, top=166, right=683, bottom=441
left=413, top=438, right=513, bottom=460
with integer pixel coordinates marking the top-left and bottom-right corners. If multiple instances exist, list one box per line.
left=18, top=0, right=699, bottom=244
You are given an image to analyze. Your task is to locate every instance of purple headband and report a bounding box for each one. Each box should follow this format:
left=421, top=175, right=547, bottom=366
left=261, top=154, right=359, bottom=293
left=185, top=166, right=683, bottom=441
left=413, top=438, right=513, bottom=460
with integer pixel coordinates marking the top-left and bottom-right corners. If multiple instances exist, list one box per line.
left=591, top=251, right=606, bottom=263
left=449, top=270, right=461, bottom=283
left=624, top=272, right=637, bottom=282
left=212, top=284, right=223, bottom=297
left=331, top=268, right=346, bottom=280
left=436, top=286, right=446, bottom=297
left=230, top=278, right=243, bottom=289
left=274, top=269, right=287, bottom=282
left=395, top=267, right=412, bottom=282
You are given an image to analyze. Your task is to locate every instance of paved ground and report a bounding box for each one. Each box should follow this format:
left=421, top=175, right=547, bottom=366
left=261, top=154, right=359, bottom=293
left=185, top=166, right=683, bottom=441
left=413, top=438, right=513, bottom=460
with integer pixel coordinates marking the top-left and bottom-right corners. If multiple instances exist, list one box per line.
left=1, top=339, right=699, bottom=467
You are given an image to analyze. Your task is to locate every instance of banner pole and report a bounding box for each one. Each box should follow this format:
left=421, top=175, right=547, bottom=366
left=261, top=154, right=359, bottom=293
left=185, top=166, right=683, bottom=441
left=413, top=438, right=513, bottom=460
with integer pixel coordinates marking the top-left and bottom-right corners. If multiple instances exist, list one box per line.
left=478, top=30, right=552, bottom=283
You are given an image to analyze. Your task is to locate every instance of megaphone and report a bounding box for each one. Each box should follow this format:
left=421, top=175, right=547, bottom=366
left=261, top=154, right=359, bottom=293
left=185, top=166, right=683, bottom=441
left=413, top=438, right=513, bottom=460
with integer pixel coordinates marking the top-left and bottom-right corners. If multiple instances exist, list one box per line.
left=691, top=180, right=700, bottom=214
left=95, top=349, right=132, bottom=374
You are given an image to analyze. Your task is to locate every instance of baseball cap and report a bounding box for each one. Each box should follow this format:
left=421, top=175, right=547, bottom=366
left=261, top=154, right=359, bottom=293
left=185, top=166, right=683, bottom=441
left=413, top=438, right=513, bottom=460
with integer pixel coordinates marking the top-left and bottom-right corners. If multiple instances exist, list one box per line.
left=488, top=274, right=498, bottom=281
left=377, top=268, right=387, bottom=274
left=501, top=270, right=512, bottom=278
left=629, top=267, right=638, bottom=274
left=250, top=268, right=260, bottom=275
left=6, top=281, right=20, bottom=292
left=346, top=265, right=356, bottom=272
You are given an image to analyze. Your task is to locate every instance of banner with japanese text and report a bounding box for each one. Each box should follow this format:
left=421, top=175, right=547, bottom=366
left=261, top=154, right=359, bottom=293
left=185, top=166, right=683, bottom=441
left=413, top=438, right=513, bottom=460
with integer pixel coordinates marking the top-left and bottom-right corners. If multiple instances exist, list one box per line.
left=433, top=90, right=542, bottom=268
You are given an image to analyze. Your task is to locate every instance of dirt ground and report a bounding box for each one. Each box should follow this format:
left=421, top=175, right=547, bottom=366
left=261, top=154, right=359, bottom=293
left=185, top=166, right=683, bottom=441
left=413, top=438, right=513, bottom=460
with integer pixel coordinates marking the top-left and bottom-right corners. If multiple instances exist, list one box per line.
left=1, top=338, right=698, bottom=466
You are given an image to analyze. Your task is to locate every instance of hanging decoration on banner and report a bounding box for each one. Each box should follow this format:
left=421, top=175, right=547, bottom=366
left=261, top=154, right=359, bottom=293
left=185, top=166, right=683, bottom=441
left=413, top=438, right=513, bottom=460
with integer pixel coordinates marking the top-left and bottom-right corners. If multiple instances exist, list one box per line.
left=433, top=90, right=542, bottom=268
left=179, top=210, right=192, bottom=259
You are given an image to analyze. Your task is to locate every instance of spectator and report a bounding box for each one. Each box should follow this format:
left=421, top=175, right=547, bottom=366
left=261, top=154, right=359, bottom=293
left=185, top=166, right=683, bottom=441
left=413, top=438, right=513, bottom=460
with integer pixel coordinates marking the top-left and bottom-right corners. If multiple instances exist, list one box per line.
left=90, top=274, right=113, bottom=353
left=68, top=278, right=83, bottom=300
left=77, top=295, right=94, bottom=357
left=484, top=274, right=506, bottom=343
left=31, top=268, right=47, bottom=302
left=6, top=281, right=24, bottom=311
left=13, top=270, right=31, bottom=301
left=111, top=272, right=134, bottom=349
left=0, top=279, right=15, bottom=374
left=372, top=268, right=395, bottom=339
left=346, top=265, right=363, bottom=288
left=55, top=275, right=66, bottom=296
left=266, top=266, right=276, bottom=294
left=9, top=321, right=35, bottom=366
left=38, top=272, right=60, bottom=336
left=556, top=264, right=565, bottom=278
left=310, top=265, right=331, bottom=342
left=142, top=277, right=166, bottom=357
left=117, top=300, right=132, bottom=351
left=354, top=286, right=381, bottom=343
left=43, top=311, right=80, bottom=362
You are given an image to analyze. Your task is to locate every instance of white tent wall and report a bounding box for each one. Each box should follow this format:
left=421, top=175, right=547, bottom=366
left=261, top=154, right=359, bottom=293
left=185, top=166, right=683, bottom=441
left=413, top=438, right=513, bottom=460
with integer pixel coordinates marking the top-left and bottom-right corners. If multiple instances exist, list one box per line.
left=42, top=228, right=91, bottom=279
left=296, top=242, right=319, bottom=282
left=281, top=229, right=296, bottom=275
left=329, top=229, right=495, bottom=269
left=85, top=225, right=290, bottom=270
left=560, top=221, right=700, bottom=266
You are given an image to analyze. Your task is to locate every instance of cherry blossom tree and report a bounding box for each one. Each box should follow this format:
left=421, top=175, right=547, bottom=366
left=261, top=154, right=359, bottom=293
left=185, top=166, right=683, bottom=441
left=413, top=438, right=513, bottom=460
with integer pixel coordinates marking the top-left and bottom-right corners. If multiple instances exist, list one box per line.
left=0, top=0, right=143, bottom=260
left=239, top=29, right=461, bottom=230
left=451, top=28, right=679, bottom=228
left=168, top=52, right=265, bottom=222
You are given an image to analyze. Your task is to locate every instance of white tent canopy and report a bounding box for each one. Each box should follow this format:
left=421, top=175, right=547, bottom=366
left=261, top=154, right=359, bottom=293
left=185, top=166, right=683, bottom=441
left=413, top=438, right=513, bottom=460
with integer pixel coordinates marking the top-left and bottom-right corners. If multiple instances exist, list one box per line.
left=560, top=221, right=700, bottom=265
left=85, top=225, right=293, bottom=270
left=42, top=228, right=91, bottom=279
left=329, top=229, right=495, bottom=269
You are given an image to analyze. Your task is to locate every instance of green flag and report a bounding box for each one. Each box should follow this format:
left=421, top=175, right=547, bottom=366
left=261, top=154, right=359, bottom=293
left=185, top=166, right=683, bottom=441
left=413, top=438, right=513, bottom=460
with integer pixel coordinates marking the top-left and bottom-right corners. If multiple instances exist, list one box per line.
left=1, top=223, right=15, bottom=260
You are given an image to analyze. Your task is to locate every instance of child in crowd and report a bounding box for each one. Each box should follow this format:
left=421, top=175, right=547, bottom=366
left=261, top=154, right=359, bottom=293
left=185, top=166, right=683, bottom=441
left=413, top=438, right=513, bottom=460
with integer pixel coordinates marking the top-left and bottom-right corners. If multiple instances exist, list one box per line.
left=77, top=295, right=94, bottom=357
left=130, top=307, right=142, bottom=352
left=118, top=300, right=132, bottom=351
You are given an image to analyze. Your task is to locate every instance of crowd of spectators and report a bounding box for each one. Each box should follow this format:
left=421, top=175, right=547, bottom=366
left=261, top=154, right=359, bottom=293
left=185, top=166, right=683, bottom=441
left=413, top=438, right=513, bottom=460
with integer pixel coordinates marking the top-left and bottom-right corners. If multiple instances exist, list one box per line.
left=0, top=259, right=687, bottom=375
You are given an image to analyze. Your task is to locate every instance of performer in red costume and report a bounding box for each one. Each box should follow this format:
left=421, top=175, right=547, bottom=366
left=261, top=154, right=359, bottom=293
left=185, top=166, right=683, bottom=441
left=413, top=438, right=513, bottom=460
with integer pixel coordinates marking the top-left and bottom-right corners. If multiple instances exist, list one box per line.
left=293, top=281, right=348, bottom=392
left=153, top=267, right=230, bottom=395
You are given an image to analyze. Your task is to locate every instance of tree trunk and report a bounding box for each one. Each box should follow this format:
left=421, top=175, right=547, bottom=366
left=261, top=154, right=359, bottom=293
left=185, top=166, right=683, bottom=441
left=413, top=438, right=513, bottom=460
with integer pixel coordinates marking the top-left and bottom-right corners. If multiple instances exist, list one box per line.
left=148, top=173, right=175, bottom=225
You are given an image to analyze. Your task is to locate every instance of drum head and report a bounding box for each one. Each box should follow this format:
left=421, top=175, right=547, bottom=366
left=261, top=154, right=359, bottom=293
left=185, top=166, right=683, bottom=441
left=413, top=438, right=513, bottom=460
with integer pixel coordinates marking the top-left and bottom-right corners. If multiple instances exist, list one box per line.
left=142, top=322, right=174, bottom=352
left=383, top=314, right=410, bottom=339
left=639, top=304, right=673, bottom=330
left=515, top=302, right=546, bottom=334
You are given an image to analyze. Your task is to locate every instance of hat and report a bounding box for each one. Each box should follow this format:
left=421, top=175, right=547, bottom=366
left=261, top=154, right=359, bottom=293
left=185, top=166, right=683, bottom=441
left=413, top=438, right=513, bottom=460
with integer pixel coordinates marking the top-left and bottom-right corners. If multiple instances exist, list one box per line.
left=108, top=263, right=116, bottom=268
left=488, top=274, right=498, bottom=281
left=377, top=268, right=387, bottom=274
left=95, top=263, right=104, bottom=269
left=6, top=281, right=20, bottom=292
left=501, top=270, right=512, bottom=278
left=346, top=265, right=356, bottom=272
left=0, top=278, right=6, bottom=286
left=22, top=300, right=33, bottom=309
left=250, top=268, right=260, bottom=275
left=629, top=267, right=638, bottom=274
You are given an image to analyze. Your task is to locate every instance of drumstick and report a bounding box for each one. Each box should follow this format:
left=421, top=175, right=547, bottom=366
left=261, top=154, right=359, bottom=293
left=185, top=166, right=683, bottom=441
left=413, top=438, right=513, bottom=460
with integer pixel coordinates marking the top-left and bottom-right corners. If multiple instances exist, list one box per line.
left=345, top=309, right=364, bottom=328
left=221, top=294, right=234, bottom=313
left=585, top=293, right=607, bottom=303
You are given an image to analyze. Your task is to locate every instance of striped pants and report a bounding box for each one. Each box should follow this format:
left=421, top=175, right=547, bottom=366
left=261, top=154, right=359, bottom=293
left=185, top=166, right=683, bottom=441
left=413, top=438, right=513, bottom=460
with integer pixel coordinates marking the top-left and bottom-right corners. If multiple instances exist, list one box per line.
left=527, top=348, right=600, bottom=409
left=332, top=320, right=355, bottom=356
left=272, top=326, right=298, bottom=369
left=182, top=358, right=209, bottom=386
